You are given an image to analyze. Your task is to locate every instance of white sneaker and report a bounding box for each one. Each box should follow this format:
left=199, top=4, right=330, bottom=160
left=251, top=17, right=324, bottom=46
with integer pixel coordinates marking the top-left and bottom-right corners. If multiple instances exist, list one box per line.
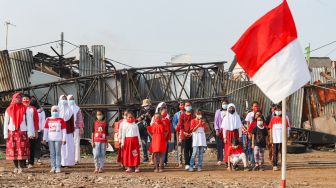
left=13, top=168, right=18, bottom=174
left=197, top=167, right=202, bottom=172
left=185, top=165, right=190, bottom=170
left=55, top=168, right=61, bottom=173
left=17, top=168, right=23, bottom=174
left=273, top=166, right=278, bottom=171
left=217, top=161, right=222, bottom=166
left=50, top=168, right=56, bottom=173
left=28, top=164, right=33, bottom=169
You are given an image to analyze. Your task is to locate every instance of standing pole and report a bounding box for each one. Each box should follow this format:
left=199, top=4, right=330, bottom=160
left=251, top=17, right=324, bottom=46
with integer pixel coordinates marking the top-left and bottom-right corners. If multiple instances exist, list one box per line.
left=281, top=98, right=287, bottom=188
left=5, top=22, right=9, bottom=50
left=60, top=32, right=64, bottom=56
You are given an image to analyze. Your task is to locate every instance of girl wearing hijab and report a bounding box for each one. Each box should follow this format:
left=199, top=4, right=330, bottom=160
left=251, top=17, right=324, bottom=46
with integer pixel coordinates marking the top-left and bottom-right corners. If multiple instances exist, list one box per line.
left=4, top=93, right=35, bottom=174
left=67, top=95, right=84, bottom=165
left=221, top=103, right=243, bottom=166
left=58, top=95, right=75, bottom=167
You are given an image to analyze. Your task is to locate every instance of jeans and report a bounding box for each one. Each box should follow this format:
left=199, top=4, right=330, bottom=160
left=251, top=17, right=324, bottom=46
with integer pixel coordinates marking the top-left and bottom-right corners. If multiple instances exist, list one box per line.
left=242, top=135, right=254, bottom=165
left=48, top=141, right=62, bottom=169
left=93, top=142, right=106, bottom=169
left=215, top=135, right=224, bottom=162
left=182, top=137, right=193, bottom=165
left=272, top=143, right=282, bottom=167
left=190, top=146, right=205, bottom=168
left=177, top=143, right=184, bottom=165
left=141, top=138, right=149, bottom=161
left=254, top=146, right=265, bottom=166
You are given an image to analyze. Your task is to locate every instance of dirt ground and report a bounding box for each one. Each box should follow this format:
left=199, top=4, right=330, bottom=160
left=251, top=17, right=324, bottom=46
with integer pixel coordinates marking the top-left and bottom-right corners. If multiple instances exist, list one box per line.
left=0, top=149, right=336, bottom=188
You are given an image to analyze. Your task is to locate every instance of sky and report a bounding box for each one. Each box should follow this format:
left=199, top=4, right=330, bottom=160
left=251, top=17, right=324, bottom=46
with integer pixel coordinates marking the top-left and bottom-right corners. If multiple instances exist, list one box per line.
left=0, top=0, right=335, bottom=69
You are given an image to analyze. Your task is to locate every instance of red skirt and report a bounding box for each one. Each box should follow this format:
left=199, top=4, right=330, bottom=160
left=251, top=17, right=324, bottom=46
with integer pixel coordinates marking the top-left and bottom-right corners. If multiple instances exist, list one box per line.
left=122, top=137, right=140, bottom=167
left=6, top=131, right=30, bottom=160
left=224, top=129, right=239, bottom=163
left=117, top=148, right=123, bottom=164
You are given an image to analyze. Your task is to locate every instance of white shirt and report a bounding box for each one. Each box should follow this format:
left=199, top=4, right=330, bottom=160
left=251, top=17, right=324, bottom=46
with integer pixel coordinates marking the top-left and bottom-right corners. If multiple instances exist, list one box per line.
left=272, top=123, right=285, bottom=143
left=192, top=127, right=207, bottom=147
left=121, top=122, right=141, bottom=147
left=245, top=111, right=255, bottom=124
left=38, top=110, right=46, bottom=132
left=43, top=118, right=66, bottom=142
left=3, top=110, right=35, bottom=139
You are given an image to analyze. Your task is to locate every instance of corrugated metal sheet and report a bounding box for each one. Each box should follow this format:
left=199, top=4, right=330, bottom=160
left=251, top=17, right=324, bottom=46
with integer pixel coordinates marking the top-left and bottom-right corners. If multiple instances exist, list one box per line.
left=289, top=88, right=304, bottom=128
left=9, top=49, right=34, bottom=89
left=92, top=45, right=106, bottom=74
left=79, top=45, right=92, bottom=76
left=0, top=50, right=13, bottom=92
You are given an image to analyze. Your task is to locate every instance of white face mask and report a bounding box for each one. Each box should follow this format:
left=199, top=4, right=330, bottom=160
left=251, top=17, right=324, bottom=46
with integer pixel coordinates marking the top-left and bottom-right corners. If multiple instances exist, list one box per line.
left=257, top=121, right=263, bottom=126
left=196, top=115, right=202, bottom=119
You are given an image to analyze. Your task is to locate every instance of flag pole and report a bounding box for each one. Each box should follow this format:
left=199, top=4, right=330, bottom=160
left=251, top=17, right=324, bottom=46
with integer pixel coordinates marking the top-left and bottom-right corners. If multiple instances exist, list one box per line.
left=281, top=98, right=287, bottom=188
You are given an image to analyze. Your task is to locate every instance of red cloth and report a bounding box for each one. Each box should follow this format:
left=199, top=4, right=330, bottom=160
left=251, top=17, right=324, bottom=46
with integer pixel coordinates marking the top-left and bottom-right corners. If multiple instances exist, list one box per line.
left=6, top=131, right=30, bottom=160
left=117, top=148, right=123, bottom=164
left=93, top=121, right=107, bottom=143
left=269, top=116, right=289, bottom=129
left=227, top=145, right=244, bottom=157
left=31, top=106, right=39, bottom=131
left=176, top=112, right=195, bottom=140
left=248, top=121, right=257, bottom=133
left=190, top=119, right=209, bottom=131
left=224, top=129, right=239, bottom=163
left=114, top=119, right=123, bottom=149
left=65, top=115, right=75, bottom=134
left=122, top=137, right=140, bottom=167
left=6, top=93, right=27, bottom=131
left=162, top=118, right=171, bottom=141
left=147, top=122, right=167, bottom=153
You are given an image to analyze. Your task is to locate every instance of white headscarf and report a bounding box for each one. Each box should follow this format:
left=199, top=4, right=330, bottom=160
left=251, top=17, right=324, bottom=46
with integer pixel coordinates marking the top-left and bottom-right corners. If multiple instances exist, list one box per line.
left=67, top=94, right=80, bottom=122
left=58, top=95, right=73, bottom=121
left=221, top=103, right=242, bottom=131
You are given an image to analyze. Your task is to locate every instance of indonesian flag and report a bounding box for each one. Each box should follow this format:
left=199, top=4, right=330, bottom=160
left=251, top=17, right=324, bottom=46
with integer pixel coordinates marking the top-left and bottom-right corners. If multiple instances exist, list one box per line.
left=231, top=1, right=310, bottom=103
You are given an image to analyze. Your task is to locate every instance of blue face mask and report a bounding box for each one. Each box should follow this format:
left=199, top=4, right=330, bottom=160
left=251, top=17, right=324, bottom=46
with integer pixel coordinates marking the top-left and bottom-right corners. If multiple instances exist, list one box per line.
left=275, top=111, right=282, bottom=116
left=185, top=106, right=192, bottom=112
left=222, top=104, right=228, bottom=110
left=68, top=100, right=75, bottom=106
left=60, top=100, right=67, bottom=105
left=51, top=112, right=59, bottom=118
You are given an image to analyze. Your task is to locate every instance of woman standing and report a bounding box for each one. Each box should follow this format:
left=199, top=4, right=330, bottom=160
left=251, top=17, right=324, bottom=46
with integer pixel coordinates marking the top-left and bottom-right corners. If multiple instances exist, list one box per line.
left=58, top=95, right=75, bottom=167
left=221, top=103, right=242, bottom=166
left=4, top=93, right=35, bottom=173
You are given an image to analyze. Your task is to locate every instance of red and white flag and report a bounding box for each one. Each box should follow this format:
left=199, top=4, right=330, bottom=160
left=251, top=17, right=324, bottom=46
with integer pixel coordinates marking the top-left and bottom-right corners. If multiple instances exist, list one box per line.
left=232, top=0, right=310, bottom=103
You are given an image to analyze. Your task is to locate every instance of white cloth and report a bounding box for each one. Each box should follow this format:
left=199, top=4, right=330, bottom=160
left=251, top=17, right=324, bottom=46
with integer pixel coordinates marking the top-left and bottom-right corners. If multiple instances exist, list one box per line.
left=3, top=110, right=35, bottom=139
left=230, top=153, right=247, bottom=167
left=74, top=129, right=81, bottom=162
left=61, top=133, right=75, bottom=166
left=245, top=111, right=254, bottom=124
left=221, top=103, right=242, bottom=131
left=120, top=122, right=141, bottom=147
left=43, top=118, right=66, bottom=142
left=118, top=120, right=126, bottom=143
left=58, top=95, right=73, bottom=121
left=192, top=127, right=207, bottom=147
left=38, top=109, right=46, bottom=132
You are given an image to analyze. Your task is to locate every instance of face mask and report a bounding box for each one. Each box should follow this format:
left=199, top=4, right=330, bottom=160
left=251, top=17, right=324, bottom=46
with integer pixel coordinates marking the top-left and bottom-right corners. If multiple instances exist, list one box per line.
left=257, top=121, right=263, bottom=126
left=123, top=116, right=127, bottom=119
left=275, top=111, right=282, bottom=116
left=228, top=109, right=235, bottom=114
left=196, top=115, right=202, bottom=119
left=60, top=100, right=67, bottom=105
left=127, top=118, right=134, bottom=123
left=232, top=145, right=238, bottom=149
left=22, top=100, right=30, bottom=106
left=144, top=106, right=150, bottom=110
left=222, top=104, right=228, bottom=110
left=185, top=106, right=192, bottom=112
left=97, top=115, right=103, bottom=121
left=51, top=112, right=59, bottom=118
left=161, top=112, right=168, bottom=118
left=179, top=106, right=185, bottom=111
left=68, top=100, right=75, bottom=105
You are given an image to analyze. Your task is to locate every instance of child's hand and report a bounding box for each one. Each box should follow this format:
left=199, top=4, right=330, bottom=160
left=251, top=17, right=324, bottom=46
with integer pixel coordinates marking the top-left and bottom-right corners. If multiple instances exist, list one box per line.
left=105, top=143, right=108, bottom=149
left=92, top=142, right=96, bottom=148
left=252, top=144, right=255, bottom=149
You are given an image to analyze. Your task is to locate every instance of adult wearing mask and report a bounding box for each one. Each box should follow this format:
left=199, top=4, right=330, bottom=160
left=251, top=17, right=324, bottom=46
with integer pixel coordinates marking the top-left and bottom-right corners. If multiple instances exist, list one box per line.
left=137, top=99, right=154, bottom=162
left=22, top=94, right=39, bottom=169
left=30, top=97, right=46, bottom=165
left=176, top=101, right=195, bottom=170
left=67, top=95, right=84, bottom=164
left=58, top=95, right=75, bottom=167
left=221, top=103, right=242, bottom=166
left=4, top=93, right=35, bottom=174
left=213, top=99, right=229, bottom=166
left=172, top=101, right=184, bottom=167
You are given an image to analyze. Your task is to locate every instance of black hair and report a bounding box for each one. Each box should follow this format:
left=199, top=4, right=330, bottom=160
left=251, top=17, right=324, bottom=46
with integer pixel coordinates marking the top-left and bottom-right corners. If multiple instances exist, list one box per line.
left=231, top=138, right=239, bottom=146
left=222, top=99, right=229, bottom=104
left=22, top=94, right=31, bottom=99
left=275, top=104, right=282, bottom=110
left=30, top=98, right=41, bottom=109
left=252, top=101, right=259, bottom=106
left=194, top=108, right=203, bottom=114
left=95, top=110, right=106, bottom=121
left=256, top=115, right=265, bottom=122
left=185, top=101, right=192, bottom=105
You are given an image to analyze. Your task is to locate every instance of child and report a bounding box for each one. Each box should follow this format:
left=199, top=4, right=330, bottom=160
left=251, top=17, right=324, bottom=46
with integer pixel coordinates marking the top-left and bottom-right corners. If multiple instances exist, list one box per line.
left=269, top=105, right=289, bottom=171
left=121, top=112, right=142, bottom=173
left=115, top=110, right=128, bottom=169
left=251, top=115, right=268, bottom=171
left=147, top=113, right=168, bottom=172
left=92, top=111, right=108, bottom=173
left=160, top=108, right=171, bottom=166
left=227, top=138, right=249, bottom=171
left=43, top=106, right=66, bottom=173
left=189, top=109, right=208, bottom=172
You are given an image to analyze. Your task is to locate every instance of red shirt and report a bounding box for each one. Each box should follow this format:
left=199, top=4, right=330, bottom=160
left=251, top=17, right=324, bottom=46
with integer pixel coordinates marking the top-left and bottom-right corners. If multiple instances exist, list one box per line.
left=227, top=145, right=243, bottom=158
left=268, top=116, right=289, bottom=129
left=190, top=119, right=209, bottom=132
left=176, top=112, right=195, bottom=140
left=93, top=121, right=107, bottom=143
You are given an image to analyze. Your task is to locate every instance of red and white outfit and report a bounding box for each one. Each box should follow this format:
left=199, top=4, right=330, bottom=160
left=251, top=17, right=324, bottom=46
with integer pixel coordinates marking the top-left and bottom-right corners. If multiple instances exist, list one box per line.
left=116, top=119, right=126, bottom=164
left=121, top=121, right=141, bottom=167
left=4, top=93, right=35, bottom=160
left=43, top=118, right=66, bottom=142
left=147, top=121, right=167, bottom=153
left=221, top=103, right=242, bottom=163
left=269, top=116, right=289, bottom=144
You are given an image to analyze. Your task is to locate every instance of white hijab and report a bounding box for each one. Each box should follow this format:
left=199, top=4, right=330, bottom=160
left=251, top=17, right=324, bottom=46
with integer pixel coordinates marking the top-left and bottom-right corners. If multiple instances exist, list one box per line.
left=67, top=94, right=80, bottom=122
left=221, top=103, right=242, bottom=131
left=58, top=95, right=73, bottom=121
